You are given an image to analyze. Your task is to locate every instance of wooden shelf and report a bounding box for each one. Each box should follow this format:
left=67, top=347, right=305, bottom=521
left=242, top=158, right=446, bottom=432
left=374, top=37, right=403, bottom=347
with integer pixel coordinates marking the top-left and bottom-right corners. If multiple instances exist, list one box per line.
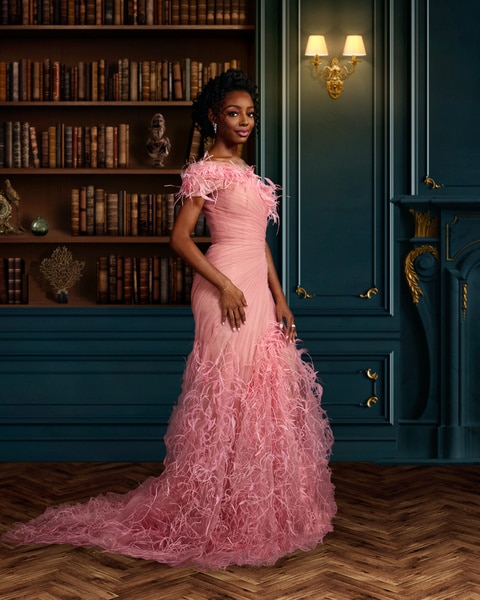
left=0, top=101, right=193, bottom=107
left=0, top=25, right=255, bottom=37
left=0, top=168, right=182, bottom=175
left=0, top=233, right=210, bottom=244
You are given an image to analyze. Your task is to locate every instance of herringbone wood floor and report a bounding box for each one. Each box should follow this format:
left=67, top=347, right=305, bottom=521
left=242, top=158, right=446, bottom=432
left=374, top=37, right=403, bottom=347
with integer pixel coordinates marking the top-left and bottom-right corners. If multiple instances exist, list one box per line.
left=1, top=462, right=480, bottom=600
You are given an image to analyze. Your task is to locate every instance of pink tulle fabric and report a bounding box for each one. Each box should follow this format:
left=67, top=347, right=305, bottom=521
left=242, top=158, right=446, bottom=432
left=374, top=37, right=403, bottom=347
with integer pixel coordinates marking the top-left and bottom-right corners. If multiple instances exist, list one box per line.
left=2, top=157, right=336, bottom=571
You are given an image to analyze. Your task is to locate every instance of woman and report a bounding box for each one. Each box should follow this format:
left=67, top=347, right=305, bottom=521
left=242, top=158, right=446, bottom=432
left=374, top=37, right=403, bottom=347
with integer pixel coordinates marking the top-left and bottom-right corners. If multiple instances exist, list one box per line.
left=2, top=70, right=336, bottom=571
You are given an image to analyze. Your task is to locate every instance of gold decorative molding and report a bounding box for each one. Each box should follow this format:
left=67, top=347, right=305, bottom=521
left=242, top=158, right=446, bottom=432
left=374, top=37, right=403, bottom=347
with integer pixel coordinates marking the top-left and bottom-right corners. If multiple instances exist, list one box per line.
left=462, top=282, right=468, bottom=320
left=445, top=214, right=480, bottom=262
left=409, top=209, right=439, bottom=238
left=404, top=245, right=439, bottom=304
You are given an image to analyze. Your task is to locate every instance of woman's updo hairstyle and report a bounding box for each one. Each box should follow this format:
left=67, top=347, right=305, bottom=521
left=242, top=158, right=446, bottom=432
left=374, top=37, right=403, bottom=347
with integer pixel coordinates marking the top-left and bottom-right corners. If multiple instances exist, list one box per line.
left=191, top=69, right=258, bottom=140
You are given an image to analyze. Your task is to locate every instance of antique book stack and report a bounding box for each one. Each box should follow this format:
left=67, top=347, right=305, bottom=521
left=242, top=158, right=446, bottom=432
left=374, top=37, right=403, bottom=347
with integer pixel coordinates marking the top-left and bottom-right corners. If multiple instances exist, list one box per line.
left=0, top=57, right=241, bottom=103
left=0, top=121, right=130, bottom=169
left=96, top=254, right=193, bottom=305
left=0, top=257, right=28, bottom=304
left=0, top=0, right=248, bottom=26
left=71, top=186, right=208, bottom=237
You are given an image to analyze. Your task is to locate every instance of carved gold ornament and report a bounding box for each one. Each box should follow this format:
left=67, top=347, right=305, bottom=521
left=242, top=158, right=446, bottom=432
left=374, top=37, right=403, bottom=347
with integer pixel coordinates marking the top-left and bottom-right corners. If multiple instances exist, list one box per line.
left=462, top=282, right=468, bottom=320
left=404, top=245, right=439, bottom=304
left=409, top=209, right=439, bottom=238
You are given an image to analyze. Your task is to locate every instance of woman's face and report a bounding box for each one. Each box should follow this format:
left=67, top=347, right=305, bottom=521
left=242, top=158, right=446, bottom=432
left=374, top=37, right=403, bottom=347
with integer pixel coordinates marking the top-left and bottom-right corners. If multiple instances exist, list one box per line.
left=211, top=90, right=255, bottom=146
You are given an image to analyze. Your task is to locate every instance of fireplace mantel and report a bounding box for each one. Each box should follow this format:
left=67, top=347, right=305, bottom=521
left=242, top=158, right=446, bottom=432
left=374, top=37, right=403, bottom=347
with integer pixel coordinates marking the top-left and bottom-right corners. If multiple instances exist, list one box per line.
left=395, top=196, right=480, bottom=462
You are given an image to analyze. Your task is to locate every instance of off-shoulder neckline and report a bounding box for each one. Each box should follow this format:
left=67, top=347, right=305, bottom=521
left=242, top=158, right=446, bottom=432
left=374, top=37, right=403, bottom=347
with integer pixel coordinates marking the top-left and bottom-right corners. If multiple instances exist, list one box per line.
left=203, top=153, right=252, bottom=171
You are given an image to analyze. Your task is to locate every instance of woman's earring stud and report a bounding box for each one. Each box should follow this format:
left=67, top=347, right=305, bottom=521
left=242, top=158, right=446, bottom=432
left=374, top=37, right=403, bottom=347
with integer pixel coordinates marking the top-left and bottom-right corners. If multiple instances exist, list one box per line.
left=213, top=122, right=217, bottom=135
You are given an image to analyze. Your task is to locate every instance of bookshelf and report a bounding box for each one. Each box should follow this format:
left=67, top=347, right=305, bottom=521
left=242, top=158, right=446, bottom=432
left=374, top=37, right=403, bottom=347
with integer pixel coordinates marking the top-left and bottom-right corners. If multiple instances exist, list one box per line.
left=0, top=1, right=255, bottom=306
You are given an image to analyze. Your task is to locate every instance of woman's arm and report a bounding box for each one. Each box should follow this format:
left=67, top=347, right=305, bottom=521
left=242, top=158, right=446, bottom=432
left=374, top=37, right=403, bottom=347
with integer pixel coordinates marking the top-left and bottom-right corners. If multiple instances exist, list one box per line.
left=265, top=242, right=297, bottom=342
left=170, top=198, right=248, bottom=330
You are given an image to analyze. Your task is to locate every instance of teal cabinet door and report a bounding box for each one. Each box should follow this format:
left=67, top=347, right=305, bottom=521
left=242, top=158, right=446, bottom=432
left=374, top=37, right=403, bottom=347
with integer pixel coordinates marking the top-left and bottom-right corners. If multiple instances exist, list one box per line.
left=416, top=0, right=480, bottom=195
left=281, top=0, right=401, bottom=460
left=284, top=0, right=391, bottom=316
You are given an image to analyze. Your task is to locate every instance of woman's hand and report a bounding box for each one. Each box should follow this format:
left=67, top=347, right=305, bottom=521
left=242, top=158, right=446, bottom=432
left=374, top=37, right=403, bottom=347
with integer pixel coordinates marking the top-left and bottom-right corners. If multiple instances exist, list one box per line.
left=220, top=282, right=248, bottom=331
left=275, top=299, right=297, bottom=343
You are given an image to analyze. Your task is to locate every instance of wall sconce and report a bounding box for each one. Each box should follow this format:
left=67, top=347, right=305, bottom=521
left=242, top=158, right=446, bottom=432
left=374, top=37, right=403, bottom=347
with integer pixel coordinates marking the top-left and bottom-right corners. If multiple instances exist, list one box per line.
left=305, top=34, right=366, bottom=99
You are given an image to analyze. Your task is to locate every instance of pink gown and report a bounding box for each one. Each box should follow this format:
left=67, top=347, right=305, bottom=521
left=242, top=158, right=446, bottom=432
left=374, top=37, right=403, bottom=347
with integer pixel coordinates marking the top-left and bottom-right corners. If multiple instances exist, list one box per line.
left=2, top=158, right=336, bottom=571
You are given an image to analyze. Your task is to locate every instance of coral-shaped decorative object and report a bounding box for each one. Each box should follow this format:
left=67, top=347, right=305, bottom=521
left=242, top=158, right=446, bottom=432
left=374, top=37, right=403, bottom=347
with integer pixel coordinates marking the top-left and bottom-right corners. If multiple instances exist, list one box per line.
left=146, top=113, right=171, bottom=167
left=40, top=246, right=85, bottom=303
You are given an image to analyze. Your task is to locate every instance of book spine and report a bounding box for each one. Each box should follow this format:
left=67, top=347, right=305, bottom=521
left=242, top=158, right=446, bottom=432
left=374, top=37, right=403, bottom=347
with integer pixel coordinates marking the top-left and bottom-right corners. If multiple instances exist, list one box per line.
left=96, top=256, right=109, bottom=303
left=106, top=192, right=119, bottom=235
left=116, top=255, right=124, bottom=303
left=6, top=258, right=15, bottom=304
left=172, top=60, right=183, bottom=100
left=123, top=256, right=133, bottom=304
left=108, top=253, right=117, bottom=303
left=105, top=125, right=114, bottom=168
left=95, top=187, right=106, bottom=235
left=0, top=259, right=7, bottom=304
left=21, top=120, right=29, bottom=167
left=206, top=0, right=214, bottom=24
left=215, top=0, right=223, bottom=24
left=0, top=122, right=4, bottom=167
left=71, top=187, right=80, bottom=235
left=12, top=121, right=21, bottom=167
left=129, top=192, right=138, bottom=236
left=138, top=256, right=149, bottom=303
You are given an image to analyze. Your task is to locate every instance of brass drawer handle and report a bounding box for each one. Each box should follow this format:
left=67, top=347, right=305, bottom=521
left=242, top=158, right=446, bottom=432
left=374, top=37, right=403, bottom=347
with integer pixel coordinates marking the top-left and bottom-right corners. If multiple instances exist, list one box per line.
left=359, top=287, right=378, bottom=299
left=295, top=286, right=314, bottom=299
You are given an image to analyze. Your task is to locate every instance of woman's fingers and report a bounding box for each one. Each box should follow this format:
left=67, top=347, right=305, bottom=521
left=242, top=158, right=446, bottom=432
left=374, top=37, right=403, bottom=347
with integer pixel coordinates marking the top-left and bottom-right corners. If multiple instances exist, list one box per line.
left=220, top=286, right=247, bottom=331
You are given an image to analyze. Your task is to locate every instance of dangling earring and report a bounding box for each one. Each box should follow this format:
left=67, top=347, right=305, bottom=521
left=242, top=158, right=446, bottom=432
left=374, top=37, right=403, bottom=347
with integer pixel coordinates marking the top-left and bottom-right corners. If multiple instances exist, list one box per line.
left=213, top=122, right=217, bottom=135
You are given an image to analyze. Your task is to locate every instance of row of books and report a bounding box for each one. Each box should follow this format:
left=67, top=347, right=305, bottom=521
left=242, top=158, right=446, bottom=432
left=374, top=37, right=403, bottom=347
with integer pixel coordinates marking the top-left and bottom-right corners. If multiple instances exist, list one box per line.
left=0, top=121, right=130, bottom=168
left=96, top=254, right=193, bottom=304
left=0, top=57, right=240, bottom=103
left=0, top=257, right=28, bottom=304
left=1, top=0, right=248, bottom=26
left=71, top=186, right=209, bottom=237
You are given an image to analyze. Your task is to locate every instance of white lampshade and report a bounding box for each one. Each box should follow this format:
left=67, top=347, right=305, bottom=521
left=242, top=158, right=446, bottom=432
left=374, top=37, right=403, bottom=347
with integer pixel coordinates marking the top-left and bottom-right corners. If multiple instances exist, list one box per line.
left=305, top=35, right=329, bottom=56
left=343, top=35, right=366, bottom=56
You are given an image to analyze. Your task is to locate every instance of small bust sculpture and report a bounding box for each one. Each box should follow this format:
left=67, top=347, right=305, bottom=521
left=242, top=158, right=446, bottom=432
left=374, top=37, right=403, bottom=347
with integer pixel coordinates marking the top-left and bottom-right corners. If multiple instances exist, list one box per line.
left=146, top=113, right=171, bottom=167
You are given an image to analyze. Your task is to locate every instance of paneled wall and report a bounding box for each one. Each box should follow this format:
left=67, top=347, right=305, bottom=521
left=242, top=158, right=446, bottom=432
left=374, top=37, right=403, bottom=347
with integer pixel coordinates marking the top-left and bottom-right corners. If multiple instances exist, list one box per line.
left=280, top=0, right=402, bottom=460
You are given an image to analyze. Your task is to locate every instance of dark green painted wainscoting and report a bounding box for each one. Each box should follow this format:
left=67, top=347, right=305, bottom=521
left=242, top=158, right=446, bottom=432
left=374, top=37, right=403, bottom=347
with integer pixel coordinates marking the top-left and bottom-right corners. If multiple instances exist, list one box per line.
left=0, top=309, right=193, bottom=461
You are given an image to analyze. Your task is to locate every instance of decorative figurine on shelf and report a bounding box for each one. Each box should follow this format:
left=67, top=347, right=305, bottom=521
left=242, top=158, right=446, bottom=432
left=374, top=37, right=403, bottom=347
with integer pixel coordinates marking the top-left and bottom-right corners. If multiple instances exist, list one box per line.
left=40, top=246, right=85, bottom=303
left=146, top=113, right=171, bottom=167
left=0, top=179, right=25, bottom=235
